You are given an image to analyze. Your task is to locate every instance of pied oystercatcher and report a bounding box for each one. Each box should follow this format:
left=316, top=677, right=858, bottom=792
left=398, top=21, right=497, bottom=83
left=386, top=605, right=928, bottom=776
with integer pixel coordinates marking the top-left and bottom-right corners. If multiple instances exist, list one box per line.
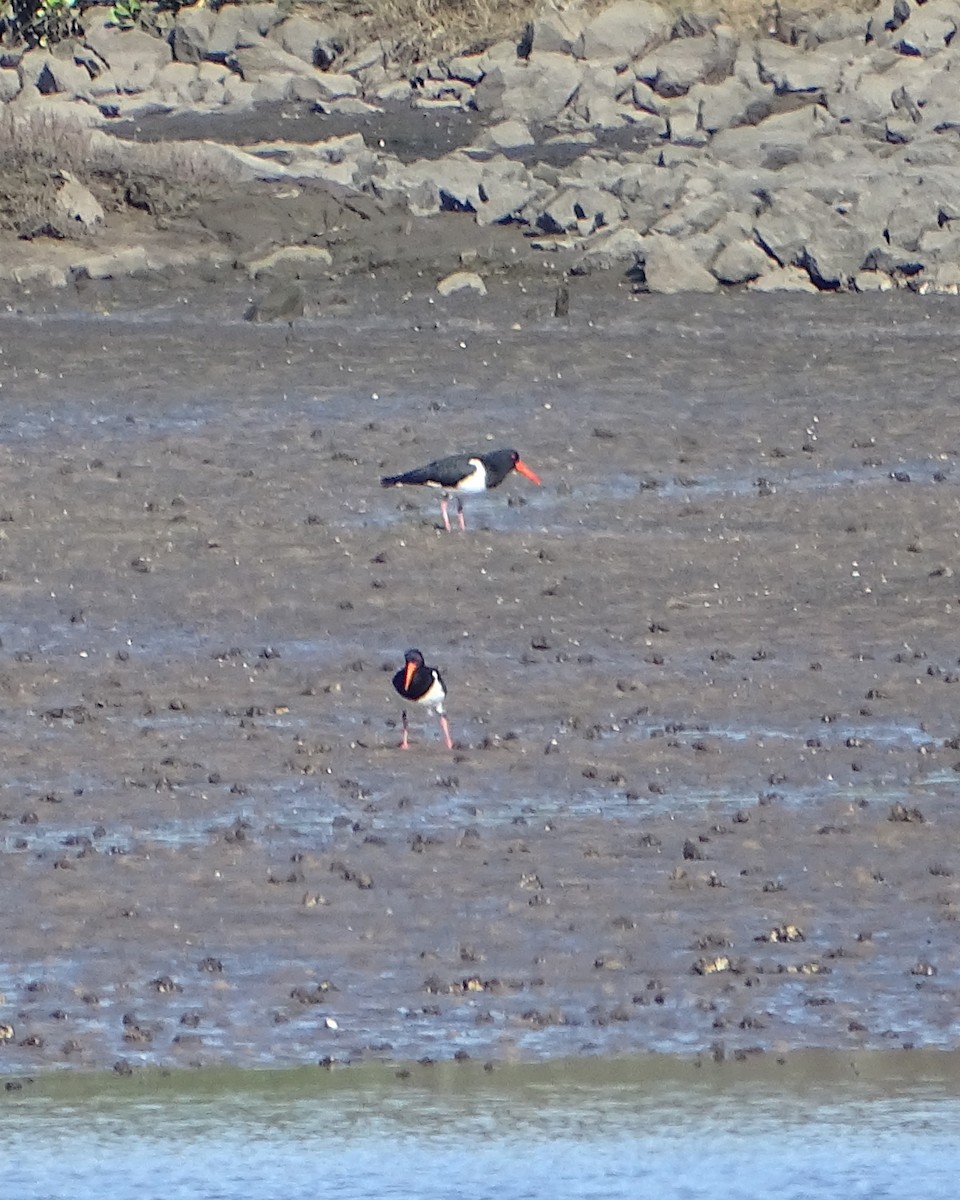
left=392, top=648, right=453, bottom=750
left=381, top=448, right=541, bottom=531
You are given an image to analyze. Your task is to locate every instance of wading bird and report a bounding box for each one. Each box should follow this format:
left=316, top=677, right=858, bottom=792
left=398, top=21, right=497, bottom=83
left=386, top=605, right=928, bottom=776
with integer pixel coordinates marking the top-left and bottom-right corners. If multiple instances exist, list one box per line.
left=381, top=448, right=541, bottom=531
left=392, top=648, right=452, bottom=750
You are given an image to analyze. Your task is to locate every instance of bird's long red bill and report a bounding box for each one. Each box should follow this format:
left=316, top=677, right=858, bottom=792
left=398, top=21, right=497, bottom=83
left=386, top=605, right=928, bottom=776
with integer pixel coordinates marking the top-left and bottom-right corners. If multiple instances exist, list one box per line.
left=515, top=458, right=541, bottom=485
left=403, top=661, right=417, bottom=690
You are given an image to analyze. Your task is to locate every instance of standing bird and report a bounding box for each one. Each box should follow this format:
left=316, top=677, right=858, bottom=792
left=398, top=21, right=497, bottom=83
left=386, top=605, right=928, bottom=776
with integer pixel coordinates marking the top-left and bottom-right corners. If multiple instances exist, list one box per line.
left=381, top=448, right=541, bottom=531
left=392, top=648, right=453, bottom=751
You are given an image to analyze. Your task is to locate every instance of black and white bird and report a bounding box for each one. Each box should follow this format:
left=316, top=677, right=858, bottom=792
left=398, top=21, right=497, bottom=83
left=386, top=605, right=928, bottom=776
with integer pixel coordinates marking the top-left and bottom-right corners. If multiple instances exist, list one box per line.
left=381, top=448, right=541, bottom=531
left=392, top=648, right=452, bottom=750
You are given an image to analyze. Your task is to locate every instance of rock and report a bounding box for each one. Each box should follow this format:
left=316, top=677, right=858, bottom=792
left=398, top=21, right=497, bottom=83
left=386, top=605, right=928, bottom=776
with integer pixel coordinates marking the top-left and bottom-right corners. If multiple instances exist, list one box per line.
left=893, top=6, right=959, bottom=57
left=222, top=75, right=256, bottom=110
left=753, top=193, right=820, bottom=267
left=691, top=76, right=770, bottom=132
left=799, top=221, right=872, bottom=288
left=862, top=242, right=925, bottom=277
left=639, top=234, right=719, bottom=293
left=474, top=52, right=584, bottom=124
left=30, top=52, right=92, bottom=99
left=853, top=269, right=895, bottom=291
left=573, top=226, right=646, bottom=271
left=170, top=7, right=214, bottom=65
left=635, top=31, right=737, bottom=98
left=827, top=60, right=903, bottom=124
left=54, top=173, right=104, bottom=230
left=755, top=40, right=845, bottom=94
left=270, top=15, right=344, bottom=68
left=447, top=54, right=485, bottom=84
left=236, top=2, right=285, bottom=39
left=0, top=67, right=21, bottom=101
left=712, top=238, right=773, bottom=284
left=915, top=261, right=960, bottom=294
left=666, top=106, right=709, bottom=147
left=573, top=61, right=619, bottom=124
left=73, top=246, right=154, bottom=278
left=231, top=42, right=318, bottom=82
left=322, top=96, right=383, bottom=116
left=807, top=7, right=873, bottom=45
left=576, top=0, right=672, bottom=67
left=206, top=6, right=260, bottom=62
left=82, top=24, right=171, bottom=91
left=537, top=186, right=625, bottom=236
left=12, top=261, right=70, bottom=288
left=748, top=264, right=820, bottom=292
left=710, top=106, right=836, bottom=170
left=653, top=190, right=730, bottom=238
left=156, top=61, right=203, bottom=104
left=474, top=119, right=536, bottom=152
left=884, top=195, right=943, bottom=252
left=437, top=270, right=487, bottom=296
left=533, top=7, right=589, bottom=55
left=243, top=245, right=333, bottom=279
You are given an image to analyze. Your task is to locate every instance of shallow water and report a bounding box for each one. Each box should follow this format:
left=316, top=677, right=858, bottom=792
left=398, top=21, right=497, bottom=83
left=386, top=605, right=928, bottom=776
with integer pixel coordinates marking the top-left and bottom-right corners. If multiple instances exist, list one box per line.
left=5, top=1053, right=960, bottom=1199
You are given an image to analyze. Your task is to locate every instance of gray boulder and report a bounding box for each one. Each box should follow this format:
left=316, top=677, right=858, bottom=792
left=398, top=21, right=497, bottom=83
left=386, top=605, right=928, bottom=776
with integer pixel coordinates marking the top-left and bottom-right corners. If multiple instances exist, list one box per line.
left=806, top=7, right=873, bottom=45
left=537, top=186, right=625, bottom=236
left=54, top=172, right=104, bottom=230
left=634, top=30, right=736, bottom=97
left=711, top=238, right=773, bottom=284
left=574, top=226, right=646, bottom=271
left=170, top=7, right=214, bottom=65
left=474, top=52, right=584, bottom=124
left=755, top=40, right=844, bottom=94
left=30, top=52, right=92, bottom=99
left=691, top=76, right=771, bottom=132
left=0, top=68, right=21, bottom=101
left=576, top=0, right=672, bottom=66
left=749, top=265, right=819, bottom=292
left=638, top=234, right=719, bottom=292
left=710, top=106, right=837, bottom=170
left=270, top=15, right=344, bottom=68
left=892, top=5, right=959, bottom=57
left=799, top=221, right=872, bottom=288
left=533, top=7, right=589, bottom=55
left=231, top=42, right=318, bottom=82
left=653, top=190, right=731, bottom=238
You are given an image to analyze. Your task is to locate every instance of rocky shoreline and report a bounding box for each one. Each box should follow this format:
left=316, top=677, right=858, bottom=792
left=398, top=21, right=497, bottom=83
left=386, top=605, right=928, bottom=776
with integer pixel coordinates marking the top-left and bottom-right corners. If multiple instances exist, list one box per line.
left=2, top=0, right=960, bottom=308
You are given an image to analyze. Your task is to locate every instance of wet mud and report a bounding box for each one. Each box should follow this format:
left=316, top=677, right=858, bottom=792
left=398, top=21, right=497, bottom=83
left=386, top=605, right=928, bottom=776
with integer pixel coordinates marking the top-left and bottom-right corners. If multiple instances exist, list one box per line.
left=2, top=285, right=960, bottom=1073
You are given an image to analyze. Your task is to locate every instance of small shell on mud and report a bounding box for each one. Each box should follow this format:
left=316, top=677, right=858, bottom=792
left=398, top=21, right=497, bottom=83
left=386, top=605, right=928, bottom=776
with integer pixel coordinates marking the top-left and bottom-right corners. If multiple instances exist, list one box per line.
left=759, top=924, right=805, bottom=943
left=693, top=955, right=731, bottom=975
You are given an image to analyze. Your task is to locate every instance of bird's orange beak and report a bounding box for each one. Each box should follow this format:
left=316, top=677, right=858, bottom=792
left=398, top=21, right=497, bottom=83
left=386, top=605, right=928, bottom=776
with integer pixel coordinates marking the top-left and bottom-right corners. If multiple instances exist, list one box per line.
left=514, top=458, right=541, bottom=485
left=403, top=661, right=417, bottom=690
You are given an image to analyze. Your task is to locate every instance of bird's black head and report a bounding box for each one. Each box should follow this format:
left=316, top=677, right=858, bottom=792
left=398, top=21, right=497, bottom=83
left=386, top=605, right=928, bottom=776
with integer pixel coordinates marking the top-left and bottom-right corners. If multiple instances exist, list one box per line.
left=403, top=649, right=425, bottom=665
left=481, top=448, right=541, bottom=488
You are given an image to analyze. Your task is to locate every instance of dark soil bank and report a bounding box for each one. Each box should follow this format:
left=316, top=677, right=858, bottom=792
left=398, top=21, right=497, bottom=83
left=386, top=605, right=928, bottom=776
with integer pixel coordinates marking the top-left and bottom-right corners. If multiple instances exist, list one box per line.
left=1, top=283, right=960, bottom=1074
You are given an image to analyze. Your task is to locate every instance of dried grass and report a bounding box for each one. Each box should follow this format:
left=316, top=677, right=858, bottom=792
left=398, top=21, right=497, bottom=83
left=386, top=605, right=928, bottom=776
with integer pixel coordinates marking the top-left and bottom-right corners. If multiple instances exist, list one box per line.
left=311, top=0, right=881, bottom=59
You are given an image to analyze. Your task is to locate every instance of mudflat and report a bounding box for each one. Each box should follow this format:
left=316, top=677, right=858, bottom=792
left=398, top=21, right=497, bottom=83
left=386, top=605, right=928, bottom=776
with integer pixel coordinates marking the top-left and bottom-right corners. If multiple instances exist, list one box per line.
left=1, top=279, right=959, bottom=1073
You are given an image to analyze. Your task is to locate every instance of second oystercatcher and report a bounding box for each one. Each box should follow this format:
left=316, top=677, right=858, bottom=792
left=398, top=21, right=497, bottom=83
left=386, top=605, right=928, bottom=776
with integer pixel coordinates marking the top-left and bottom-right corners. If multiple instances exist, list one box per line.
left=392, top=648, right=453, bottom=750
left=381, top=447, right=541, bottom=531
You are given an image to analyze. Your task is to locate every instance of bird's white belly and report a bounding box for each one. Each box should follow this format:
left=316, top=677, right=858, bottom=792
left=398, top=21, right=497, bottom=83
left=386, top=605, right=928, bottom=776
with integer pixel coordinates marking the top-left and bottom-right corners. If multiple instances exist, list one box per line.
left=456, top=459, right=487, bottom=493
left=416, top=675, right=446, bottom=711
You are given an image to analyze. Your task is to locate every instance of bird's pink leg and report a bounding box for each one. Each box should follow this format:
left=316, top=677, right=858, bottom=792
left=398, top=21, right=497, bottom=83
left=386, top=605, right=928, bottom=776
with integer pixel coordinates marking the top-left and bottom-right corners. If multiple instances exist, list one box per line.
left=399, top=710, right=410, bottom=749
left=456, top=497, right=466, bottom=532
left=438, top=713, right=453, bottom=751
left=439, top=496, right=452, bottom=532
